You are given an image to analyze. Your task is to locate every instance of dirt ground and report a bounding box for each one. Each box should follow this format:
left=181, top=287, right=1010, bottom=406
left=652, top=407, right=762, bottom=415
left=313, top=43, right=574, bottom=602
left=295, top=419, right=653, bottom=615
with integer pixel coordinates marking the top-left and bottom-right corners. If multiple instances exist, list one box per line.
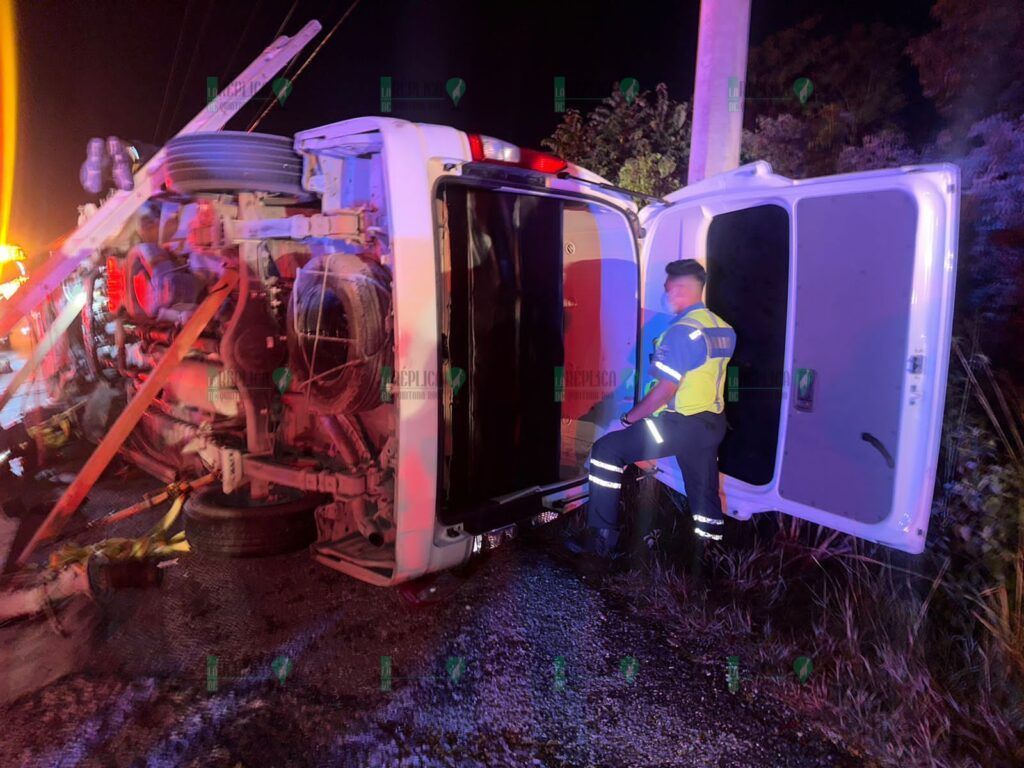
left=1, top=346, right=864, bottom=767
left=0, top=477, right=867, bottom=768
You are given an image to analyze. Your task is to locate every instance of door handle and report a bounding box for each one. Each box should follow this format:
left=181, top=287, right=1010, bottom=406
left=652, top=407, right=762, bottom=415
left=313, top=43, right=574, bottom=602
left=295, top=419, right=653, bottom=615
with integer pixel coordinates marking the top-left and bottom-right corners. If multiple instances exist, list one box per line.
left=861, top=432, right=895, bottom=468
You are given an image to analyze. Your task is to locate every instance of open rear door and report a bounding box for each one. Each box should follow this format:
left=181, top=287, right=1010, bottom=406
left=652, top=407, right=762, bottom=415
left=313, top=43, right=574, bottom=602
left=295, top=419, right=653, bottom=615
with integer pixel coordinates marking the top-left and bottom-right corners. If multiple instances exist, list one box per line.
left=435, top=174, right=640, bottom=532
left=639, top=161, right=959, bottom=554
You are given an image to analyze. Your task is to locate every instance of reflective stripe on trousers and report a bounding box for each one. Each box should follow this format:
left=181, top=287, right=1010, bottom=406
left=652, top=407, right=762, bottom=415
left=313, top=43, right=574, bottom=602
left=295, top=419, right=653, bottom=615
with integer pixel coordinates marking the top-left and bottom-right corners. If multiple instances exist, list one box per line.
left=585, top=410, right=727, bottom=536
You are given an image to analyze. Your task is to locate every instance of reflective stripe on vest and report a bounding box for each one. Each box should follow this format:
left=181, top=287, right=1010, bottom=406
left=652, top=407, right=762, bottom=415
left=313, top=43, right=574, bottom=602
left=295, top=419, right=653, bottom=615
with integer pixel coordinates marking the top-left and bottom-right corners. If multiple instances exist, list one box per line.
left=654, top=307, right=734, bottom=416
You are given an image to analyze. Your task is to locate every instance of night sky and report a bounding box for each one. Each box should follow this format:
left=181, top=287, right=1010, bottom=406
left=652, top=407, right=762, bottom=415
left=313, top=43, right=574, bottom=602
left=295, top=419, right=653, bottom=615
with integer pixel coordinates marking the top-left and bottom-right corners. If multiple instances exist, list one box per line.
left=9, top=0, right=935, bottom=255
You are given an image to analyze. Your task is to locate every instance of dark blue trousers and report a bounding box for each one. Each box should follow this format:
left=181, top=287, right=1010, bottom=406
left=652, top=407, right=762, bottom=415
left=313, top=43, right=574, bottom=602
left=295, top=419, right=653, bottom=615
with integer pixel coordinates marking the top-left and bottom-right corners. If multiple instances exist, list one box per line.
left=586, top=410, right=728, bottom=543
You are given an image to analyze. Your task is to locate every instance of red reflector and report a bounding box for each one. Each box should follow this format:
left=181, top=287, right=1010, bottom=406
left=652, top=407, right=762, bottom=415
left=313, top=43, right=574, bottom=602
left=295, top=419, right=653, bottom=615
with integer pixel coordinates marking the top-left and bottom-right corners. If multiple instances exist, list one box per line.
left=106, top=255, right=125, bottom=312
left=468, top=133, right=484, bottom=161
left=519, top=148, right=568, bottom=174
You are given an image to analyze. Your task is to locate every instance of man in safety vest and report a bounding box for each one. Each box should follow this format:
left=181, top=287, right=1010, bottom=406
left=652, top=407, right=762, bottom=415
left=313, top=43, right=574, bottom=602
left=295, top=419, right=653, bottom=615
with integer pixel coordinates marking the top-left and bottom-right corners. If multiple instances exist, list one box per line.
left=564, top=258, right=736, bottom=568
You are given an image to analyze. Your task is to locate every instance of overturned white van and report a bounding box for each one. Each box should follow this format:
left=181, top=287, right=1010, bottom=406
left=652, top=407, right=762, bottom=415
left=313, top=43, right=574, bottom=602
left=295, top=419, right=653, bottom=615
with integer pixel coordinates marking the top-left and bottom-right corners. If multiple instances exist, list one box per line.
left=21, top=115, right=957, bottom=584
left=2, top=25, right=958, bottom=584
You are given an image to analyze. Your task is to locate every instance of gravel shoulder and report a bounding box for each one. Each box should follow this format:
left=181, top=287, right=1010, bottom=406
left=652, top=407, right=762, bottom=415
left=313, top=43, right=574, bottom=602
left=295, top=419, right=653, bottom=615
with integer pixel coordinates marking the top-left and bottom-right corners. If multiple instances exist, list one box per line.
left=1, top=475, right=863, bottom=768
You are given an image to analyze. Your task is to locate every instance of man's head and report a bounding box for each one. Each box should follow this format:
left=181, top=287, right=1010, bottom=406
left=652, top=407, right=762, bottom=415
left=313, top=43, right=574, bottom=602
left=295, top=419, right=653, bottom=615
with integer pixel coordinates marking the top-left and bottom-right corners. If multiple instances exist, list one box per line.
left=663, top=259, right=706, bottom=313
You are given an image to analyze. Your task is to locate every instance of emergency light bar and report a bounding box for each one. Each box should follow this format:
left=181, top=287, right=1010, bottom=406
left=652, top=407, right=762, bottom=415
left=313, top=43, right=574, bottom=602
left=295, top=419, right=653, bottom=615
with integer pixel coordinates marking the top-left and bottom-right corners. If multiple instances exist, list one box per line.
left=467, top=133, right=567, bottom=174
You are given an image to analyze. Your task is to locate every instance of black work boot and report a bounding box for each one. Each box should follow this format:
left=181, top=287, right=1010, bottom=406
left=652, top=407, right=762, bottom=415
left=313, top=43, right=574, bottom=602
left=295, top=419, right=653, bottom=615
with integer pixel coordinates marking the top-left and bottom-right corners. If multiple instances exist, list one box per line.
left=563, top=526, right=621, bottom=555
left=687, top=538, right=715, bottom=584
left=562, top=526, right=624, bottom=576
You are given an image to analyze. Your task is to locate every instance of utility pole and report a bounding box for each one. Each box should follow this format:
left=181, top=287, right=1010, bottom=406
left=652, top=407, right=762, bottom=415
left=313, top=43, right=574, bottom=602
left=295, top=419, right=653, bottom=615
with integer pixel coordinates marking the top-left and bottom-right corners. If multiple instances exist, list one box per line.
left=687, top=0, right=752, bottom=184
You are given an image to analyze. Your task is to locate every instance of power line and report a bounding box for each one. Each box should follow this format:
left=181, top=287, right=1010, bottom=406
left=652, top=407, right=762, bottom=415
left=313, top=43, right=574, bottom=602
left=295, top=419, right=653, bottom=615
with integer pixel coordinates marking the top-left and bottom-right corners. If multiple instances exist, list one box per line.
left=265, top=0, right=306, bottom=88
left=217, top=0, right=262, bottom=84
left=163, top=0, right=216, bottom=142
left=246, top=0, right=364, bottom=133
left=270, top=0, right=300, bottom=41
left=212, top=0, right=299, bottom=134
left=237, top=0, right=301, bottom=128
left=152, top=0, right=196, bottom=144
left=216, top=0, right=298, bottom=86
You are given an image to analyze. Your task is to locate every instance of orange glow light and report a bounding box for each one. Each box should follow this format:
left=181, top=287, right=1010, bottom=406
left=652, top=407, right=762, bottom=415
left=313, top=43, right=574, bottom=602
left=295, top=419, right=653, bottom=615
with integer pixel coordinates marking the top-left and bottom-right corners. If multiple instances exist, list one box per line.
left=0, top=0, right=17, bottom=245
left=0, top=242, right=24, bottom=263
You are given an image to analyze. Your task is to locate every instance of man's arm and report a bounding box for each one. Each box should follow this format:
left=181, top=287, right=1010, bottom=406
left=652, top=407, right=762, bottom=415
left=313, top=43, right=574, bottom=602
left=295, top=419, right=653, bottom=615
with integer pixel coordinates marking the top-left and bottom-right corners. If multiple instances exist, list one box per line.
left=624, top=378, right=680, bottom=424
left=626, top=322, right=707, bottom=425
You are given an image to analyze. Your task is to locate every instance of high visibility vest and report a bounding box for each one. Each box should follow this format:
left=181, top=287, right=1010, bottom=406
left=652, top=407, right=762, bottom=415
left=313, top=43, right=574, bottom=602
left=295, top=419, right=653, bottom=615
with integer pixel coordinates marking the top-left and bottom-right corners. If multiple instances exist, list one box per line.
left=653, top=307, right=735, bottom=416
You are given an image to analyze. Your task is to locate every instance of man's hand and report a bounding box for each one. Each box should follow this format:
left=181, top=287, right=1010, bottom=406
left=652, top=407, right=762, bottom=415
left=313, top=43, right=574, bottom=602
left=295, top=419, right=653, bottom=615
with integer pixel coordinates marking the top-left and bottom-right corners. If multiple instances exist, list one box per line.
left=624, top=378, right=681, bottom=423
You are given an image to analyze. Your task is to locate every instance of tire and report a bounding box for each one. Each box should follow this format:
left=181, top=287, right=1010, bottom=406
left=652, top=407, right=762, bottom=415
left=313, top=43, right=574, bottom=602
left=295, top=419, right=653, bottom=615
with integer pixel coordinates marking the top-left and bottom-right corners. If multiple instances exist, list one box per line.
left=287, top=254, right=392, bottom=413
left=163, top=131, right=311, bottom=200
left=183, top=488, right=327, bottom=558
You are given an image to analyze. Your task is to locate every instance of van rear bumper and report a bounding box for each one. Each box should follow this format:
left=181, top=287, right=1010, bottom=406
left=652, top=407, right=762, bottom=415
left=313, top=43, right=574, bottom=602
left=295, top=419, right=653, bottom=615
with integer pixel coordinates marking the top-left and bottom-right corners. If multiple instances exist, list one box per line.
left=464, top=476, right=590, bottom=559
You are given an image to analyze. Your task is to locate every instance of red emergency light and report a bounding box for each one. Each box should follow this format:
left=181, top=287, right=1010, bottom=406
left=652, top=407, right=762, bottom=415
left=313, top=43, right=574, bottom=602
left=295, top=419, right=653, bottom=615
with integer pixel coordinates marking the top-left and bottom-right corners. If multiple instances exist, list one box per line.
left=468, top=134, right=568, bottom=174
left=106, top=254, right=125, bottom=312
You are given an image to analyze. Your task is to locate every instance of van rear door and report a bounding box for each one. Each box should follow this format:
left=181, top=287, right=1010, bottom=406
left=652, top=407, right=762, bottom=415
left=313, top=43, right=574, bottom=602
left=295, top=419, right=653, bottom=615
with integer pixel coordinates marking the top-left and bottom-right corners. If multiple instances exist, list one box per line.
left=639, top=162, right=960, bottom=554
left=435, top=171, right=641, bottom=532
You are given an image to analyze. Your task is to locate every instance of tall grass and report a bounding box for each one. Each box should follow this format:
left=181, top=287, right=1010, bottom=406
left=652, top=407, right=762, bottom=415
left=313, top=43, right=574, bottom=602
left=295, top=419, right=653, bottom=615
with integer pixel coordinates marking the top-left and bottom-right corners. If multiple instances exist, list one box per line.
left=608, top=341, right=1024, bottom=767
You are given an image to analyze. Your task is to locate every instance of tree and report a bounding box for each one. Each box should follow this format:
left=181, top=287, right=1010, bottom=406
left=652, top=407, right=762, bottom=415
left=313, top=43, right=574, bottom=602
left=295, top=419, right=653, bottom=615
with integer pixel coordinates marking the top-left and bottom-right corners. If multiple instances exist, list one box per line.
left=543, top=82, right=690, bottom=198
left=836, top=128, right=918, bottom=172
left=744, top=16, right=911, bottom=176
left=904, top=1, right=1024, bottom=372
left=907, top=0, right=1024, bottom=136
left=741, top=114, right=814, bottom=178
left=747, top=17, right=908, bottom=130
left=929, top=114, right=1024, bottom=368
